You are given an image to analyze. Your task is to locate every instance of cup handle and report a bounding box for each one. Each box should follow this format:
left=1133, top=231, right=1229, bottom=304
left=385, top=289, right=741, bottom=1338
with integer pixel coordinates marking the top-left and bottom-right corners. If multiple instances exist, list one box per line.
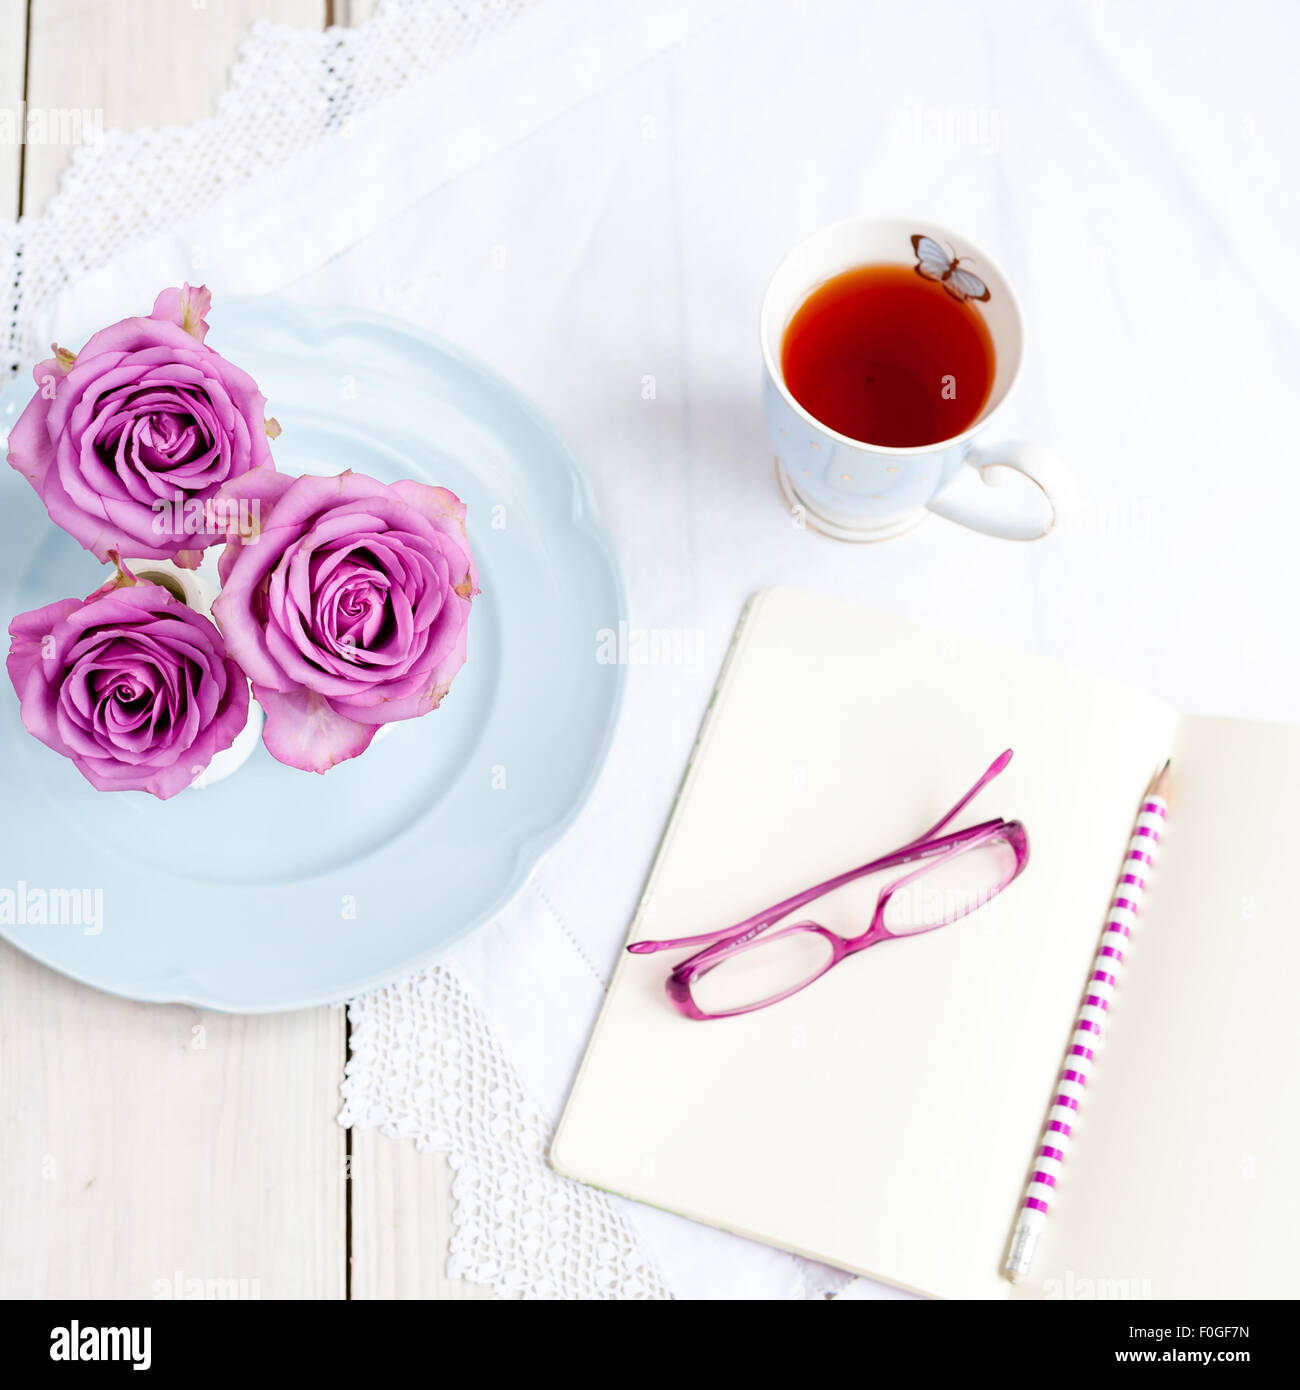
left=925, top=440, right=1076, bottom=541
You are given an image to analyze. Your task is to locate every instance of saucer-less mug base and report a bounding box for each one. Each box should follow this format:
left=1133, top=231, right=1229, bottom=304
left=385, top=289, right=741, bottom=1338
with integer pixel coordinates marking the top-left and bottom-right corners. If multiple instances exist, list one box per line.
left=775, top=458, right=929, bottom=542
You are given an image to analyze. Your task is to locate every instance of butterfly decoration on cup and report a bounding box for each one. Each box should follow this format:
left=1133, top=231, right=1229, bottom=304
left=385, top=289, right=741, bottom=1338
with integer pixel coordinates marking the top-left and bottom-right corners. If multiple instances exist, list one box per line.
left=911, top=234, right=991, bottom=303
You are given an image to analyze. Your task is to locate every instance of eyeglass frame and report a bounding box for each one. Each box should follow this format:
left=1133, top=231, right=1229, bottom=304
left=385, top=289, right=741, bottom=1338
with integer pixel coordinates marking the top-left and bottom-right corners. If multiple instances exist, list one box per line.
left=628, top=750, right=1029, bottom=1020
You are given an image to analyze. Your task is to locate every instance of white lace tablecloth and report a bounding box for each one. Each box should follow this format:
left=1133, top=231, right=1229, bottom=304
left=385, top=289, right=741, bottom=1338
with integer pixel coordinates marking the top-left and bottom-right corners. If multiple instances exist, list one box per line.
left=6, top=0, right=1295, bottom=1299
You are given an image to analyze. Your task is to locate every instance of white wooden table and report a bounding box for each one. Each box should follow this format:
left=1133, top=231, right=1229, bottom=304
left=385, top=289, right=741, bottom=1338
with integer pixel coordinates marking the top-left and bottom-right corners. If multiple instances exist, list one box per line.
left=0, top=0, right=497, bottom=1301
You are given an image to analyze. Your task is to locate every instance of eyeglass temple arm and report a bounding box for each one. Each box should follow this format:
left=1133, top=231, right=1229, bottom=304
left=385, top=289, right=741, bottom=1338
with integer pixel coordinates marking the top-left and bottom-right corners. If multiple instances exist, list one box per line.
left=627, top=749, right=1013, bottom=957
left=628, top=818, right=1005, bottom=956
left=626, top=897, right=803, bottom=955
left=911, top=748, right=1012, bottom=843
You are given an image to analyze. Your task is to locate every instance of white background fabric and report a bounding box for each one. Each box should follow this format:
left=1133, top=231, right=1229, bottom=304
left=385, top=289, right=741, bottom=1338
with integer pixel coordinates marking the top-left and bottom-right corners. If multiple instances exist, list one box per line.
left=11, top=0, right=1298, bottom=1297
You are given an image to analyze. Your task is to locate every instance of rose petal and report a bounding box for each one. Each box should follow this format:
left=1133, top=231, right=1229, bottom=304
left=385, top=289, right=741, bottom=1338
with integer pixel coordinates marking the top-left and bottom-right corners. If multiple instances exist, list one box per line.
left=151, top=284, right=213, bottom=342
left=254, top=684, right=377, bottom=773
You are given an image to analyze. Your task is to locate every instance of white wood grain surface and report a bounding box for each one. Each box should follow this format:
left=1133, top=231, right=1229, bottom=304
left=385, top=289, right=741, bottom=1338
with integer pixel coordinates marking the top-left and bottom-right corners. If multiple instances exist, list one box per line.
left=0, top=0, right=495, bottom=1301
left=0, top=957, right=347, bottom=1299
left=350, top=1131, right=513, bottom=1300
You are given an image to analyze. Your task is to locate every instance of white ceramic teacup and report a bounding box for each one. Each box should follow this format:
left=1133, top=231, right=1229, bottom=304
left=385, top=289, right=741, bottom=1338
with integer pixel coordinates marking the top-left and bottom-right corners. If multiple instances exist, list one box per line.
left=761, top=216, right=1073, bottom=541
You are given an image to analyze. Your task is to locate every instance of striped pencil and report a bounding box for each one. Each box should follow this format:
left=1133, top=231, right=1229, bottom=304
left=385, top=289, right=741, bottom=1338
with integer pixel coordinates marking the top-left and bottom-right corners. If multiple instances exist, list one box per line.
left=1003, top=760, right=1170, bottom=1283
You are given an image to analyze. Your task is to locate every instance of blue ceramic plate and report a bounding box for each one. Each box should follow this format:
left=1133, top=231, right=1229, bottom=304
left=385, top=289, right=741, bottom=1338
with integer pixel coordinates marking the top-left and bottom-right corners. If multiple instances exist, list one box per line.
left=0, top=300, right=625, bottom=1010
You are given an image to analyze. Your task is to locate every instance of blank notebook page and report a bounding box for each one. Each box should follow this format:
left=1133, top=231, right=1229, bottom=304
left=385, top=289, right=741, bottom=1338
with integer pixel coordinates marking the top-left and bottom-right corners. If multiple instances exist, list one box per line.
left=1022, top=713, right=1300, bottom=1300
left=553, top=588, right=1175, bottom=1299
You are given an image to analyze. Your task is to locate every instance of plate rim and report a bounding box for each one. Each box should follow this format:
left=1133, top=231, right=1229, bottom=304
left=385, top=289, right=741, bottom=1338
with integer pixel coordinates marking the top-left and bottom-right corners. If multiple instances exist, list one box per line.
left=0, top=300, right=628, bottom=1012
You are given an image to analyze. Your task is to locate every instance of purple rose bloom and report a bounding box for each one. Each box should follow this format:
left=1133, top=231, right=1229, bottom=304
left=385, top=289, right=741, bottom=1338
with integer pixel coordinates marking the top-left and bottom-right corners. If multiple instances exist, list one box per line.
left=6, top=285, right=277, bottom=569
left=213, top=470, right=477, bottom=773
left=6, top=567, right=251, bottom=800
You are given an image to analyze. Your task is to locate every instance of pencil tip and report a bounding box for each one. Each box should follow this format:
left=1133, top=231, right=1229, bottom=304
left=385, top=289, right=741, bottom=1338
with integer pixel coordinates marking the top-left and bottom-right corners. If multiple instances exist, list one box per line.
left=1150, top=759, right=1172, bottom=800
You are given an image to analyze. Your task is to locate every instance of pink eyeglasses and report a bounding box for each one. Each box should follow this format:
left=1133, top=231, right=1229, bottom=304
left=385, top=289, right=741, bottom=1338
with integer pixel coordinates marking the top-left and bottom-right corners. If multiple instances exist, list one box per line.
left=629, top=750, right=1029, bottom=1020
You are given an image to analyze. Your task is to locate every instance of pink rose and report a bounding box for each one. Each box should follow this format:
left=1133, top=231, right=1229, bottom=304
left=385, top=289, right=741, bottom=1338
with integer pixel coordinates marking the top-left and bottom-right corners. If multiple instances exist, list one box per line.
left=213, top=470, right=477, bottom=773
left=6, top=285, right=276, bottom=569
left=7, top=564, right=251, bottom=800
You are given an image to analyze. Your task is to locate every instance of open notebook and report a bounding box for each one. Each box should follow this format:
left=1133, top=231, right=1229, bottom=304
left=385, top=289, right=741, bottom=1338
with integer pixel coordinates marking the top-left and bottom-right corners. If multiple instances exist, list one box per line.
left=552, top=586, right=1300, bottom=1299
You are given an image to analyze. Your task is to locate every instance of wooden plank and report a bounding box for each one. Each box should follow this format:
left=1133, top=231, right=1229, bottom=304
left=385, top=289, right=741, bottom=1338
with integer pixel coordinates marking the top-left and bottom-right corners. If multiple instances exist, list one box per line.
left=350, top=1129, right=507, bottom=1300
left=0, top=942, right=347, bottom=1298
left=0, top=0, right=26, bottom=220
left=21, top=0, right=325, bottom=216
left=332, top=1, right=381, bottom=26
